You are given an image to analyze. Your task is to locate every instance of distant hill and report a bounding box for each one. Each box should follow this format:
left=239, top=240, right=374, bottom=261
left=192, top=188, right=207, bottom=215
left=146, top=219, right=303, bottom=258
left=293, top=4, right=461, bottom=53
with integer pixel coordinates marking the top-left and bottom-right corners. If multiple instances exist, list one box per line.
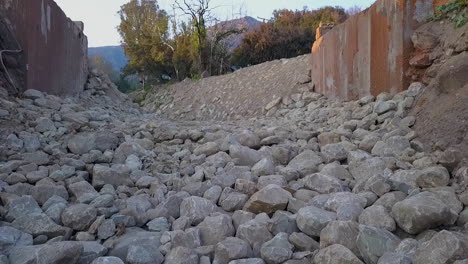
left=88, top=46, right=128, bottom=72
left=208, top=16, right=262, bottom=52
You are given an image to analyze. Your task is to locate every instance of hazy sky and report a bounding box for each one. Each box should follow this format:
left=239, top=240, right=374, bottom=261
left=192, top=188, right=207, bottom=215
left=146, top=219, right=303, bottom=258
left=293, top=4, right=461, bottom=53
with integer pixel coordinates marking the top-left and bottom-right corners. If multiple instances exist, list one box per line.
left=55, top=0, right=376, bottom=47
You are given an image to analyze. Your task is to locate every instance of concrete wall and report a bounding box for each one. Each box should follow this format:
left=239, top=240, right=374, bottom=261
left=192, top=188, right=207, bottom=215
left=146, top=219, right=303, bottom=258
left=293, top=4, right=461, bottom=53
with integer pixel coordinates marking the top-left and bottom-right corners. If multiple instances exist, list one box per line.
left=310, top=0, right=449, bottom=101
left=0, top=0, right=88, bottom=96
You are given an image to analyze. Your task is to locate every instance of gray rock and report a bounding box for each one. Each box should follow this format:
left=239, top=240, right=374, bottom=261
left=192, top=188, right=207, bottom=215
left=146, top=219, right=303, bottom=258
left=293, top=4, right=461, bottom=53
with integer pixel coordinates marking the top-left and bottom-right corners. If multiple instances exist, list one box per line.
left=35, top=118, right=56, bottom=133
left=198, top=214, right=235, bottom=246
left=391, top=191, right=458, bottom=234
left=127, top=245, right=164, bottom=264
left=374, top=100, right=396, bottom=114
left=252, top=158, right=275, bottom=177
left=236, top=219, right=273, bottom=249
left=62, top=204, right=98, bottom=231
left=236, top=130, right=261, bottom=149
left=260, top=233, right=293, bottom=264
left=23, top=89, right=44, bottom=99
left=356, top=225, right=401, bottom=264
left=288, top=150, right=323, bottom=176
left=243, top=184, right=291, bottom=214
left=194, top=142, right=219, bottom=156
left=268, top=211, right=298, bottom=235
left=374, top=192, right=407, bottom=211
left=204, top=185, right=223, bottom=204
left=146, top=217, right=170, bottom=232
left=413, top=231, right=468, bottom=264
left=164, top=247, right=199, bottom=264
left=213, top=237, right=253, bottom=264
left=22, top=151, right=50, bottom=165
left=30, top=183, right=69, bottom=205
left=371, top=136, right=411, bottom=157
left=228, top=259, right=265, bottom=264
left=91, top=257, right=125, bottom=264
left=98, top=219, right=116, bottom=240
left=7, top=241, right=83, bottom=264
left=416, top=166, right=450, bottom=188
left=5, top=195, right=42, bottom=221
left=349, top=157, right=386, bottom=183
left=68, top=133, right=97, bottom=154
left=92, top=164, right=133, bottom=188
left=321, top=143, right=348, bottom=163
left=296, top=206, right=336, bottom=237
left=230, top=145, right=263, bottom=166
left=220, top=192, right=249, bottom=212
left=324, top=192, right=367, bottom=212
left=232, top=210, right=255, bottom=229
left=12, top=213, right=69, bottom=238
left=180, top=196, right=217, bottom=225
left=69, top=181, right=99, bottom=203
left=377, top=253, right=412, bottom=264
left=0, top=226, right=33, bottom=250
left=320, top=221, right=360, bottom=257
left=359, top=205, right=396, bottom=232
left=314, top=244, right=364, bottom=264
left=303, top=173, right=345, bottom=194
left=108, top=228, right=161, bottom=260
left=288, top=232, right=319, bottom=252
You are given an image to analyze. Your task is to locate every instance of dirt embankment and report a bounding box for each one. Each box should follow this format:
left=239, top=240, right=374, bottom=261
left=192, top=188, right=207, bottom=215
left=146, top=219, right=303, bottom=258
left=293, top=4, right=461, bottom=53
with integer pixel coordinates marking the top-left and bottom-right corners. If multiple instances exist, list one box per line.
left=409, top=19, right=468, bottom=158
left=140, top=55, right=311, bottom=121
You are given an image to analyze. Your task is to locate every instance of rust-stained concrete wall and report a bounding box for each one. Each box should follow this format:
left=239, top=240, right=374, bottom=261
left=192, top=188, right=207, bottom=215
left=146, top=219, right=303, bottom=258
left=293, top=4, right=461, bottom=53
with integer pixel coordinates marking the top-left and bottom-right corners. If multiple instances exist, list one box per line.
left=0, top=0, right=88, bottom=96
left=310, top=0, right=449, bottom=101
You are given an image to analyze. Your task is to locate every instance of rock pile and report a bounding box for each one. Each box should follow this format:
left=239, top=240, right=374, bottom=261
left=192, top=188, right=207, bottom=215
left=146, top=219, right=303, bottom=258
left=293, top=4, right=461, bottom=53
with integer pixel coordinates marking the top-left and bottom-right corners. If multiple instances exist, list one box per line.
left=1, top=67, right=468, bottom=264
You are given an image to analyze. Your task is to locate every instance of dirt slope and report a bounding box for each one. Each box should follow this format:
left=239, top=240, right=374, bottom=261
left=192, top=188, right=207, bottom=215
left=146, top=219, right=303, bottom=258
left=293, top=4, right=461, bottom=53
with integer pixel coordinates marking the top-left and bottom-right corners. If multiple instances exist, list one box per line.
left=141, top=54, right=311, bottom=121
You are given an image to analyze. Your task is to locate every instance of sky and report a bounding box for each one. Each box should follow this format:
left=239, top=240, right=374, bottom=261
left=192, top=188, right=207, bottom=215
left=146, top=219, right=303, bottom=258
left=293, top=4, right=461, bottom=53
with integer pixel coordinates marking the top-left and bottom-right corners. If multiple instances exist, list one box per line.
left=55, top=0, right=376, bottom=47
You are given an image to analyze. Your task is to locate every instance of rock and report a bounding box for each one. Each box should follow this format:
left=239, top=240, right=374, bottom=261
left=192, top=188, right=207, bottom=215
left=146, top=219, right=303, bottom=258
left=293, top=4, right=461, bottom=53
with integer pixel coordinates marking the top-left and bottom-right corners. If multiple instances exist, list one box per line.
left=194, top=142, right=219, bottom=156
left=220, top=192, right=249, bottom=212
left=91, top=257, right=125, bottom=264
left=198, top=214, right=235, bottom=246
left=35, top=117, right=56, bottom=133
left=359, top=205, right=396, bottom=232
left=320, top=221, right=360, bottom=257
left=349, top=157, right=386, bottom=183
left=288, top=232, right=319, bottom=252
left=0, top=226, right=33, bottom=250
left=127, top=245, right=164, bottom=264
left=92, top=164, right=133, bottom=188
left=356, top=225, right=401, bottom=264
left=374, top=100, right=397, bottom=114
left=98, top=219, right=116, bottom=240
left=180, top=196, right=217, bottom=225
left=146, top=217, right=170, bottom=232
left=236, top=219, right=273, bottom=249
left=62, top=204, right=98, bottom=231
left=391, top=191, right=458, bottom=234
left=229, top=259, right=265, bottom=264
left=30, top=183, right=69, bottom=205
left=377, top=252, right=412, bottom=264
left=23, top=89, right=44, bottom=99
left=321, top=143, right=348, bottom=162
left=213, top=237, right=253, bottom=264
left=164, top=247, right=199, bottom=264
left=68, top=133, right=97, bottom=154
left=268, top=211, right=298, bottom=235
left=5, top=195, right=42, bottom=221
left=314, top=244, right=364, bottom=264
left=303, top=173, right=346, bottom=194
left=288, top=150, right=323, bottom=176
left=12, top=213, right=69, bottom=238
left=230, top=145, right=263, bottom=166
left=296, top=206, right=336, bottom=237
left=260, top=233, right=293, bottom=264
left=108, top=228, right=161, bottom=260
left=69, top=181, right=99, bottom=203
left=243, top=184, right=292, bottom=214
left=372, top=136, right=411, bottom=157
left=7, top=242, right=83, bottom=264
left=232, top=210, right=255, bottom=229
left=252, top=158, right=275, bottom=177
left=416, top=166, right=450, bottom=188
left=204, top=185, right=223, bottom=204
left=257, top=175, right=287, bottom=190
left=236, top=130, right=261, bottom=149
left=325, top=192, right=367, bottom=212
left=414, top=231, right=468, bottom=264
left=374, top=192, right=407, bottom=211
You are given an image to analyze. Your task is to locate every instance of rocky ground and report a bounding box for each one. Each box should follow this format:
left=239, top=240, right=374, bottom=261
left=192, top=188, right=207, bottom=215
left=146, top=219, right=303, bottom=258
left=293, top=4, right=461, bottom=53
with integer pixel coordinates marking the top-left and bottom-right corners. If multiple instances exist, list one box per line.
left=1, top=63, right=468, bottom=264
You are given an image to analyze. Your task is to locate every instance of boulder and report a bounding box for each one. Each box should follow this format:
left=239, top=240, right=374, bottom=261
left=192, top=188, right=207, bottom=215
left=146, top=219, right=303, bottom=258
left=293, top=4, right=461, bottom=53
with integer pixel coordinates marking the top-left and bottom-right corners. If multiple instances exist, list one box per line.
left=260, top=233, right=293, bottom=264
left=213, top=237, right=253, bottom=264
left=314, top=244, right=364, bottom=264
left=414, top=231, right=468, bottom=264
left=198, top=214, right=235, bottom=246
left=243, top=184, right=292, bottom=214
left=356, top=225, right=401, bottom=264
left=296, top=206, right=336, bottom=237
left=180, top=196, right=217, bottom=225
left=288, top=150, right=323, bottom=176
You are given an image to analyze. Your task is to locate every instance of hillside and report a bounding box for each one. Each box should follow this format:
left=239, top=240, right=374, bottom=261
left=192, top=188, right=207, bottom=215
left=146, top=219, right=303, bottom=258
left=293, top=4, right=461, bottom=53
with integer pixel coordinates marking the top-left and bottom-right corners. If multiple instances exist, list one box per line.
left=88, top=45, right=128, bottom=72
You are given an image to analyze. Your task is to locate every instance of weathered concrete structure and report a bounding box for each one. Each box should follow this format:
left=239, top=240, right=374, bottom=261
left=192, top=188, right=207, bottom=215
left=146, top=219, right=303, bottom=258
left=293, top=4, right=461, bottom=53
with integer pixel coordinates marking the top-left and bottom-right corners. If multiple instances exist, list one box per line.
left=310, top=0, right=450, bottom=101
left=0, top=0, right=88, bottom=96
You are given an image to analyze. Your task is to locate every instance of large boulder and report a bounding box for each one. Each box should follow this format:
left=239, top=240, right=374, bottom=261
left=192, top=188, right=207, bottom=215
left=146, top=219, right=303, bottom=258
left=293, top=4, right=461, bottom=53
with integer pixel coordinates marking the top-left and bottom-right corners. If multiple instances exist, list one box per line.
left=198, top=214, right=235, bottom=245
left=356, top=225, right=401, bottom=264
left=260, top=233, right=293, bottom=264
left=287, top=150, right=323, bottom=176
left=213, top=237, right=253, bottom=264
left=180, top=196, right=217, bottom=225
left=296, top=206, right=336, bottom=237
left=391, top=191, right=458, bottom=234
left=61, top=204, right=98, bottom=231
left=414, top=231, right=468, bottom=264
left=320, top=221, right=360, bottom=257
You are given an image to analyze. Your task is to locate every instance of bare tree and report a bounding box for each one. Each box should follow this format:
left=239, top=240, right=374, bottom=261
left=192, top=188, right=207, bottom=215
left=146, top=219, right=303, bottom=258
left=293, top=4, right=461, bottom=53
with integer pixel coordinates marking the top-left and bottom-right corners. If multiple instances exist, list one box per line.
left=174, top=0, right=214, bottom=71
left=346, top=5, right=362, bottom=17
